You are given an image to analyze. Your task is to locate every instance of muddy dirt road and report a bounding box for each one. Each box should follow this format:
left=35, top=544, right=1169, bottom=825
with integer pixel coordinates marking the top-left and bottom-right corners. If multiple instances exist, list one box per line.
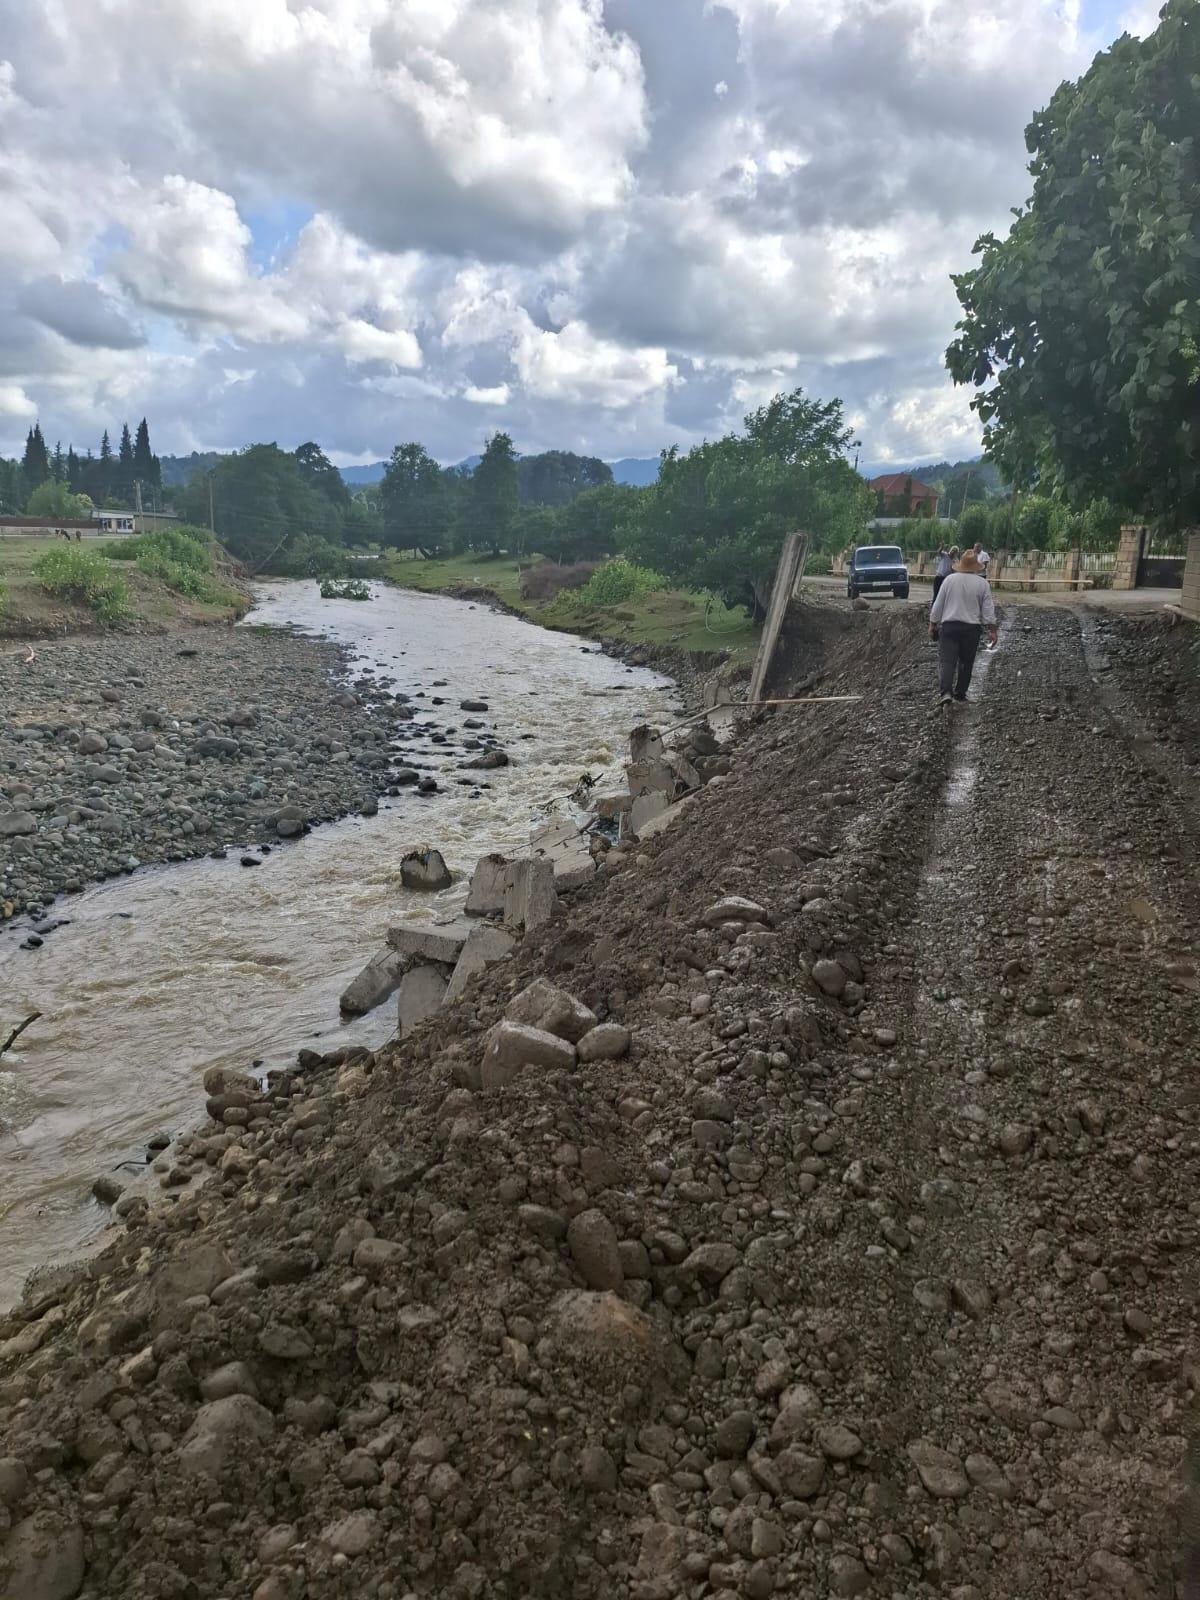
left=0, top=604, right=1195, bottom=1600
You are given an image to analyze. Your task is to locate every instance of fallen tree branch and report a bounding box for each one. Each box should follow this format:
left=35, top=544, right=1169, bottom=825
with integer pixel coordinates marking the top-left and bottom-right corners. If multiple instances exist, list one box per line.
left=0, top=1011, right=41, bottom=1057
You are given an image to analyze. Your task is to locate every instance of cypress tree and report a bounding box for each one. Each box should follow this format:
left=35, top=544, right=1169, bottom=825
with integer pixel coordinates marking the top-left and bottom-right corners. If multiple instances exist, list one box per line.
left=117, top=422, right=135, bottom=503
left=21, top=424, right=50, bottom=485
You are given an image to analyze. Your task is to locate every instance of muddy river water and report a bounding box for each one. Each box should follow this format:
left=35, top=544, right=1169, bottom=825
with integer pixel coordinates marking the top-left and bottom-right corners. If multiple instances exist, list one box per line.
left=0, top=581, right=678, bottom=1307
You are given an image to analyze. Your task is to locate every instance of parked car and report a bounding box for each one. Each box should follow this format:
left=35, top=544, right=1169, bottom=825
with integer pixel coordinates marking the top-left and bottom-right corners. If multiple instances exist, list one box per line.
left=847, top=544, right=910, bottom=600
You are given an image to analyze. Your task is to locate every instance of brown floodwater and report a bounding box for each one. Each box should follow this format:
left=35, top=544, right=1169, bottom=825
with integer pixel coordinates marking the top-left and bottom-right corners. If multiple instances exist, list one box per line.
left=0, top=580, right=677, bottom=1307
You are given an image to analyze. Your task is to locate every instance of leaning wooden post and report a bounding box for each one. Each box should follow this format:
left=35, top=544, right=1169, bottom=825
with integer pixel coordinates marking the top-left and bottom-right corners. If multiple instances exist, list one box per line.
left=748, top=531, right=808, bottom=707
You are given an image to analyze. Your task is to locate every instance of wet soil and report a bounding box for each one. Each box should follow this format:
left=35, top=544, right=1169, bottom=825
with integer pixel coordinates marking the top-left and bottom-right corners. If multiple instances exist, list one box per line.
left=0, top=604, right=1195, bottom=1600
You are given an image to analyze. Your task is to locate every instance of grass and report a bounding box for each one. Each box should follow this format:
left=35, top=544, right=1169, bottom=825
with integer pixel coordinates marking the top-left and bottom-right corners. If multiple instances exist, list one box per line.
left=374, top=551, right=761, bottom=659
left=0, top=535, right=248, bottom=637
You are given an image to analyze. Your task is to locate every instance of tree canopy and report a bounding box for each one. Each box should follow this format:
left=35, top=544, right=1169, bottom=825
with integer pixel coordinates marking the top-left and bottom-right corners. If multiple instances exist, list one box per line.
left=947, top=0, right=1200, bottom=524
left=380, top=443, right=450, bottom=556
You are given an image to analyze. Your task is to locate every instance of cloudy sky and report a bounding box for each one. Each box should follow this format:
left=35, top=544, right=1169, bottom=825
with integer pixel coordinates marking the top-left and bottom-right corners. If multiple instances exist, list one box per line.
left=0, top=0, right=1161, bottom=469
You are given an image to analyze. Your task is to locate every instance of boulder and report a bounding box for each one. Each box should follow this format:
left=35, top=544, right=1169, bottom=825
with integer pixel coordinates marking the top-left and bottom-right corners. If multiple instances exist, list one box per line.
left=444, top=924, right=517, bottom=1003
left=178, top=1394, right=275, bottom=1479
left=459, top=699, right=489, bottom=713
left=503, top=857, right=557, bottom=932
left=465, top=749, right=509, bottom=769
left=577, top=1023, right=632, bottom=1062
left=505, top=977, right=597, bottom=1043
left=397, top=964, right=449, bottom=1038
left=465, top=853, right=509, bottom=916
left=480, top=1021, right=576, bottom=1089
left=339, top=949, right=406, bottom=1016
left=400, top=848, right=452, bottom=892
left=0, top=810, right=37, bottom=837
left=0, top=1511, right=85, bottom=1600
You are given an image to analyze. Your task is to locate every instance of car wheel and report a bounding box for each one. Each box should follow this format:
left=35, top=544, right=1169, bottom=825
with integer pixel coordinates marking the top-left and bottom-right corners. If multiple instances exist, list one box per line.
left=847, top=584, right=857, bottom=600
left=894, top=585, right=909, bottom=599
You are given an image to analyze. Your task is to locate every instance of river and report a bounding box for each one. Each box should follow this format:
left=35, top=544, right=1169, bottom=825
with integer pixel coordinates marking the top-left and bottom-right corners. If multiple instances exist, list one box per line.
left=0, top=580, right=678, bottom=1308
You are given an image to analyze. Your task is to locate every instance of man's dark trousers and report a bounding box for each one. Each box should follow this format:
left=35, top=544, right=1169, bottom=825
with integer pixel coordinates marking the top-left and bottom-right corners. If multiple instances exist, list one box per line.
left=938, top=620, right=982, bottom=699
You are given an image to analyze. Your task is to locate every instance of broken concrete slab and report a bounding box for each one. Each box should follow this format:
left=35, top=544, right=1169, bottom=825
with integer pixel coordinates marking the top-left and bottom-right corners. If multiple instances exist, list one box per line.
left=626, top=725, right=700, bottom=803
left=465, top=853, right=508, bottom=916
left=634, top=795, right=695, bottom=842
left=397, top=964, right=450, bottom=1038
left=444, top=925, right=517, bottom=1003
left=629, top=790, right=670, bottom=837
left=480, top=1021, right=576, bottom=1090
left=593, top=792, right=632, bottom=822
left=386, top=920, right=472, bottom=965
left=340, top=949, right=406, bottom=1017
left=531, top=816, right=598, bottom=890
left=503, top=857, right=557, bottom=932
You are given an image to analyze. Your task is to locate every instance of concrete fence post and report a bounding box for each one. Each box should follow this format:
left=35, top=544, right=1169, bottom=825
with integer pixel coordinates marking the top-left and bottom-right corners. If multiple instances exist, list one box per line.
left=748, top=531, right=807, bottom=706
left=1181, top=530, right=1200, bottom=620
left=1112, top=524, right=1146, bottom=591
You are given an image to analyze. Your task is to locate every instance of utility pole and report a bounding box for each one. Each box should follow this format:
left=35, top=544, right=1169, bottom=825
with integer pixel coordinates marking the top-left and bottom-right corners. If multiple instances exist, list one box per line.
left=134, top=479, right=143, bottom=532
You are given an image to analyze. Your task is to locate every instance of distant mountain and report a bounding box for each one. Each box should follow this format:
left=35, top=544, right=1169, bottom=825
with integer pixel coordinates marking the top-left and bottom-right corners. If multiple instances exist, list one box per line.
left=339, top=461, right=388, bottom=486
left=160, top=451, right=225, bottom=488
left=609, top=457, right=660, bottom=487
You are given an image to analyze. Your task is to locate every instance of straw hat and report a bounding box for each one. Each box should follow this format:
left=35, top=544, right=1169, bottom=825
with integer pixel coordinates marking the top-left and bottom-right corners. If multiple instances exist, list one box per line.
left=957, top=549, right=981, bottom=574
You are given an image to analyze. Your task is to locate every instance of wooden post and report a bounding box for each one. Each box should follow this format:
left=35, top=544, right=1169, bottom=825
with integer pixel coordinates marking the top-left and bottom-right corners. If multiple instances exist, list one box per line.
left=748, top=531, right=807, bottom=707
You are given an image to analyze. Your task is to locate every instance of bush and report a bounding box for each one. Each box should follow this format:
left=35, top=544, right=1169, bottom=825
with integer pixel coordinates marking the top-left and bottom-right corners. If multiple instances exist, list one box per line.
left=106, top=525, right=232, bottom=604
left=35, top=547, right=129, bottom=624
left=519, top=560, right=599, bottom=601
left=270, top=535, right=350, bottom=579
left=571, top=558, right=666, bottom=608
left=957, top=504, right=992, bottom=545
left=804, top=552, right=833, bottom=575
left=0, top=566, right=7, bottom=613
left=319, top=577, right=371, bottom=600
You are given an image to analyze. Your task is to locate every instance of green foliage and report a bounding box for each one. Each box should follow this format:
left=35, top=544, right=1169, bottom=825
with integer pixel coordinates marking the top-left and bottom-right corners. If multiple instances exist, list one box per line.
left=517, top=451, right=613, bottom=506
left=621, top=388, right=869, bottom=617
left=947, top=1, right=1200, bottom=524
left=380, top=443, right=451, bottom=555
left=106, top=525, right=211, bottom=566
left=1013, top=495, right=1059, bottom=548
left=805, top=552, right=833, bottom=575
left=269, top=534, right=349, bottom=579
left=26, top=478, right=93, bottom=519
left=472, top=432, right=519, bottom=552
left=180, top=444, right=341, bottom=568
left=35, top=547, right=129, bottom=625
left=890, top=518, right=937, bottom=553
left=294, top=442, right=350, bottom=510
left=319, top=576, right=371, bottom=600
left=572, top=558, right=666, bottom=607
left=957, top=504, right=992, bottom=545
left=22, top=424, right=50, bottom=487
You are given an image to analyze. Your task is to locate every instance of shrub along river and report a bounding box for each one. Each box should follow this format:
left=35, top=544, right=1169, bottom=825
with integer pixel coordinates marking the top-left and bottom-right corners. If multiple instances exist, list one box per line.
left=0, top=581, right=677, bottom=1307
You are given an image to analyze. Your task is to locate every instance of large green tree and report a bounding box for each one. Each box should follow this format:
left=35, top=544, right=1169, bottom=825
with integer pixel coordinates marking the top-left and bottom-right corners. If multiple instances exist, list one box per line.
left=116, top=423, right=135, bottom=504
left=517, top=450, right=613, bottom=507
left=22, top=424, right=50, bottom=486
left=133, top=419, right=161, bottom=495
left=471, top=431, right=519, bottom=553
left=623, top=389, right=868, bottom=617
left=180, top=443, right=339, bottom=566
left=947, top=1, right=1200, bottom=523
left=294, top=442, right=350, bottom=511
left=380, top=443, right=450, bottom=556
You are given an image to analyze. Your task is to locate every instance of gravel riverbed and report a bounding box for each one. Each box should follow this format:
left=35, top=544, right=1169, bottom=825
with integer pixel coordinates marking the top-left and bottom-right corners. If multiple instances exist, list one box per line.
left=0, top=624, right=497, bottom=922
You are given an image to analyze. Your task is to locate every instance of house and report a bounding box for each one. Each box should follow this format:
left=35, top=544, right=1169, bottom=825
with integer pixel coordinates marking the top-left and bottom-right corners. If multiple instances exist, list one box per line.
left=869, top=473, right=940, bottom=519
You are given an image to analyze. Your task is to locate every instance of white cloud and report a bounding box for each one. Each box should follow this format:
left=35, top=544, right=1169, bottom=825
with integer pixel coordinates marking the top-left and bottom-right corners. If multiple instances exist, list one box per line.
left=337, top=319, right=423, bottom=369
left=0, top=0, right=1150, bottom=465
left=464, top=383, right=511, bottom=405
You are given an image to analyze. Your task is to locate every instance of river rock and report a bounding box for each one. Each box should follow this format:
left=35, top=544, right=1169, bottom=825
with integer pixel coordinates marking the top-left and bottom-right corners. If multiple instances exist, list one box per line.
left=460, top=699, right=489, bottom=712
left=401, top=848, right=452, bottom=891
left=0, top=810, right=37, bottom=836
left=566, top=1209, right=623, bottom=1290
left=577, top=1023, right=632, bottom=1062
left=505, top=977, right=597, bottom=1042
left=179, top=1395, right=275, bottom=1478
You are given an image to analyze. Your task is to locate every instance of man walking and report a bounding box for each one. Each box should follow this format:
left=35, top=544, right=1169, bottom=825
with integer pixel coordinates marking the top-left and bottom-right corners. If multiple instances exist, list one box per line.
left=932, top=545, right=956, bottom=601
left=928, top=548, right=997, bottom=705
left=973, top=541, right=991, bottom=579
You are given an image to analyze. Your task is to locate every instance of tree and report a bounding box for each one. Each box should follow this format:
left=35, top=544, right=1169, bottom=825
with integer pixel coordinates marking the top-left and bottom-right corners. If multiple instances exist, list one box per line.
left=66, top=447, right=81, bottom=491
left=180, top=443, right=339, bottom=567
left=22, top=424, right=50, bottom=486
left=379, top=443, right=450, bottom=556
left=517, top=451, right=613, bottom=507
left=294, top=442, right=350, bottom=511
left=623, top=388, right=869, bottom=618
left=116, top=423, right=135, bottom=504
left=51, top=441, right=65, bottom=481
left=471, top=432, right=519, bottom=553
left=27, top=479, right=92, bottom=519
left=553, top=483, right=632, bottom=561
left=0, top=459, right=26, bottom=513
left=133, top=419, right=161, bottom=495
left=947, top=1, right=1200, bottom=524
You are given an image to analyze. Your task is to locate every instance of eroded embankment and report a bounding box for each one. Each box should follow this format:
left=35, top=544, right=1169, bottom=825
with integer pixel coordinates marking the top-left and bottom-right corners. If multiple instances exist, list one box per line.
left=1, top=603, right=1195, bottom=1600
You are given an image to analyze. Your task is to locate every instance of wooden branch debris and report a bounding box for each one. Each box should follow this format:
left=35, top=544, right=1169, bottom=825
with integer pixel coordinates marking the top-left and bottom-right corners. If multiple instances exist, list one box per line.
left=0, top=1011, right=41, bottom=1058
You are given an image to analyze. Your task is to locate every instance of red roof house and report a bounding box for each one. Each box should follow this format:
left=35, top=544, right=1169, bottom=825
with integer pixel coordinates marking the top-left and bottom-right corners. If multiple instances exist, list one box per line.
left=869, top=474, right=939, bottom=518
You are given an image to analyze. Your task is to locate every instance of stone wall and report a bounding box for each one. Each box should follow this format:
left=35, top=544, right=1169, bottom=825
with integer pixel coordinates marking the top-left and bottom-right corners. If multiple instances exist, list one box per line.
left=1111, top=524, right=1146, bottom=591
left=1182, top=531, right=1200, bottom=621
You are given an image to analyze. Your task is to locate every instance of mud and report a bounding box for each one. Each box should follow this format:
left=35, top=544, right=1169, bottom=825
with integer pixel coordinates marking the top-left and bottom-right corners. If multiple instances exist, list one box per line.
left=0, top=603, right=1195, bottom=1600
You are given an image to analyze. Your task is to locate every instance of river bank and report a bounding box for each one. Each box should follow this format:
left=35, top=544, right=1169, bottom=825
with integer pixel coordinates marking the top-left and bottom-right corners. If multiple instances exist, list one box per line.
left=2, top=601, right=1195, bottom=1600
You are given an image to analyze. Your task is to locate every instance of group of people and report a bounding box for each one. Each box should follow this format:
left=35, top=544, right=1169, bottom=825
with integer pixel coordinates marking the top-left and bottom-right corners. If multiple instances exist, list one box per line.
left=928, top=541, right=997, bottom=706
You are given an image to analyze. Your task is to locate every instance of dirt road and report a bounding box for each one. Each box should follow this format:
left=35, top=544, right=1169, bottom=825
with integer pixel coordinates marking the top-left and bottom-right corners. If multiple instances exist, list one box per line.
left=0, top=603, right=1195, bottom=1600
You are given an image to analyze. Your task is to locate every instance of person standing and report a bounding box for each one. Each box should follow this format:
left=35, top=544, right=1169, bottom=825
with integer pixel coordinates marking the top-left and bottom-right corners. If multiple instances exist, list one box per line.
left=933, top=545, right=954, bottom=601
left=928, top=548, right=997, bottom=704
left=974, top=540, right=991, bottom=580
